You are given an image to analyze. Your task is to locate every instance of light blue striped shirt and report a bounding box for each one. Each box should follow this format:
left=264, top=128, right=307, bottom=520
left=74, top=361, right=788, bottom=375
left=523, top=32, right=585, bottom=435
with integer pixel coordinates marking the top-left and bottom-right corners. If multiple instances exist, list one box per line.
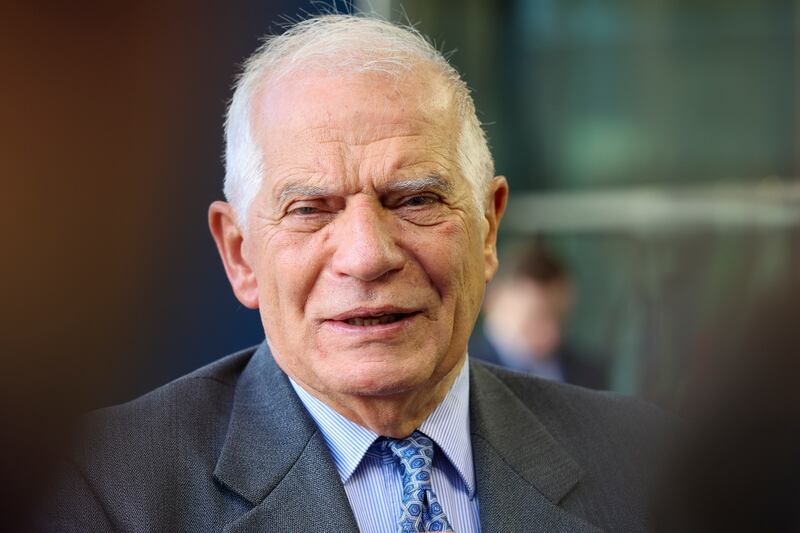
left=290, top=360, right=481, bottom=532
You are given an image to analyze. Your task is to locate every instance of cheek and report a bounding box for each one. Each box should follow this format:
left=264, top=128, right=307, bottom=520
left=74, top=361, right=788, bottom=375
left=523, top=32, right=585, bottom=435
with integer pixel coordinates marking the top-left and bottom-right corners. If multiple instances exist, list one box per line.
left=402, top=218, right=485, bottom=309
left=256, top=232, right=327, bottom=322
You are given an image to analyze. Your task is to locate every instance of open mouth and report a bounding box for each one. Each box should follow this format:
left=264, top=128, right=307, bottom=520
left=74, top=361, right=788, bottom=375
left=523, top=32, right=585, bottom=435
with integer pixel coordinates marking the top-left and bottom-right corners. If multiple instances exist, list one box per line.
left=343, top=312, right=415, bottom=326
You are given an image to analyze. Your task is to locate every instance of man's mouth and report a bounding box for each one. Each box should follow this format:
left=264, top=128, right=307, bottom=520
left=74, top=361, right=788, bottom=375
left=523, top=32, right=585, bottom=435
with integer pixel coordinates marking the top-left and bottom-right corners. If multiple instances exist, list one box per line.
left=328, top=308, right=421, bottom=327
left=343, top=313, right=413, bottom=326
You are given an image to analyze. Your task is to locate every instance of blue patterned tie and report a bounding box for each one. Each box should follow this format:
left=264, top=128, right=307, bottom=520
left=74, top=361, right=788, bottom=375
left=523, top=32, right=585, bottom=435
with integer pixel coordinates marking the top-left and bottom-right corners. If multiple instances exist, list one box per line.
left=385, top=431, right=454, bottom=533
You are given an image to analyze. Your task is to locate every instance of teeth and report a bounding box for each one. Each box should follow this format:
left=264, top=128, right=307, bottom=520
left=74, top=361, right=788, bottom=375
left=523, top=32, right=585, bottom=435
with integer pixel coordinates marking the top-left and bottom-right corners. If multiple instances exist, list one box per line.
left=345, top=314, right=400, bottom=326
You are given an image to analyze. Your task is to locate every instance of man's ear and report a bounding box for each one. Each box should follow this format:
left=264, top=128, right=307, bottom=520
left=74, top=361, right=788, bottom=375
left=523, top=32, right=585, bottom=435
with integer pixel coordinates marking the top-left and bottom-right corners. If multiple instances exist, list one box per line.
left=482, top=176, right=509, bottom=282
left=208, top=201, right=259, bottom=309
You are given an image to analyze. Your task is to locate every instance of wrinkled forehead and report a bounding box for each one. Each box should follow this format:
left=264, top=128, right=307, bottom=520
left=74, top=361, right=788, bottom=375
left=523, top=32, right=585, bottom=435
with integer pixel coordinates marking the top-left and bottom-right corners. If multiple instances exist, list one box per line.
left=250, top=64, right=460, bottom=150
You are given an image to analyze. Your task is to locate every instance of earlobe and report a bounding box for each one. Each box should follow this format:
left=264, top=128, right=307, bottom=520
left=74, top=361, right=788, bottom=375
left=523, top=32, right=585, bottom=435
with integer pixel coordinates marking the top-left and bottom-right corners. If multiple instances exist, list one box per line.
left=208, top=201, right=259, bottom=309
left=482, top=176, right=509, bottom=282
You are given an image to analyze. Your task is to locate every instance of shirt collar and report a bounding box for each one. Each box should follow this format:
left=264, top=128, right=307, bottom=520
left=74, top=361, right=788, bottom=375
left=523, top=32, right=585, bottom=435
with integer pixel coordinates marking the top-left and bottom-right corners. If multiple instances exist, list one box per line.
left=418, top=358, right=475, bottom=496
left=289, top=359, right=475, bottom=497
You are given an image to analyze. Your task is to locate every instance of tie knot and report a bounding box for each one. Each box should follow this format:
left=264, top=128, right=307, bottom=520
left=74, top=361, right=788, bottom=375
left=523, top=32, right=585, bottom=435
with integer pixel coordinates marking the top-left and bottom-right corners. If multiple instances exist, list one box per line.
left=385, top=431, right=435, bottom=482
left=383, top=431, right=453, bottom=532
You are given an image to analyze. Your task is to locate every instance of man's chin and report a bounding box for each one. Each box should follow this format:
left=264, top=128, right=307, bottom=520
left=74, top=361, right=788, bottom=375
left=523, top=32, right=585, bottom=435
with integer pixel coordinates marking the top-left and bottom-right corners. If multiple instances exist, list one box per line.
left=323, top=363, right=432, bottom=398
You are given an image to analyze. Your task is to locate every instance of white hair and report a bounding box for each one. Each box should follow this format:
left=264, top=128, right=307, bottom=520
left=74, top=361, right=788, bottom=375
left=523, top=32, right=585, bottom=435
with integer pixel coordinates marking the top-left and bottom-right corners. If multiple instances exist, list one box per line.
left=223, top=14, right=495, bottom=225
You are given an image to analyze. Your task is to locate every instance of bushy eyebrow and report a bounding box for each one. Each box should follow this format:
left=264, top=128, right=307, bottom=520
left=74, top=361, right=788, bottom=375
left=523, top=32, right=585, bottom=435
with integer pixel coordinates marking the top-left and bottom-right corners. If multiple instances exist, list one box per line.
left=383, top=176, right=454, bottom=196
left=277, top=184, right=329, bottom=207
left=275, top=175, right=454, bottom=207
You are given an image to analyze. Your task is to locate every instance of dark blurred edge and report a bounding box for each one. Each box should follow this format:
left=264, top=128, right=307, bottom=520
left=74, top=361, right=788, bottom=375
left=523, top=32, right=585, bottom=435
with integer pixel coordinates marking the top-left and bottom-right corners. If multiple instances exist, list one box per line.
left=0, top=1, right=348, bottom=530
left=653, top=277, right=800, bottom=532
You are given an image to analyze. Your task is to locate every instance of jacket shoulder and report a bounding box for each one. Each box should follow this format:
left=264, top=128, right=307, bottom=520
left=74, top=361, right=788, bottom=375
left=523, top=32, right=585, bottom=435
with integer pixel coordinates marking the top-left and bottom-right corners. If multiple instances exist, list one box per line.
left=70, top=346, right=259, bottom=476
left=473, top=360, right=668, bottom=463
left=89, top=345, right=254, bottom=420
left=473, top=360, right=670, bottom=531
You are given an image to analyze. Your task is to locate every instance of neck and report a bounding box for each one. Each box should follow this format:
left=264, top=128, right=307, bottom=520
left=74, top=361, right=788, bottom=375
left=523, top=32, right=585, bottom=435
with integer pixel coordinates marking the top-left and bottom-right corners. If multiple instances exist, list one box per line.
left=296, top=358, right=465, bottom=439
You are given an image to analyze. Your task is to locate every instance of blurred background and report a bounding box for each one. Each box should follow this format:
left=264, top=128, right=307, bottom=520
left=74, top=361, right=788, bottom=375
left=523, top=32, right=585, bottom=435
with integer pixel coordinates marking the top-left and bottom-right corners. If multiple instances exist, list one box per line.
left=404, top=0, right=800, bottom=400
left=2, top=0, right=798, bottom=526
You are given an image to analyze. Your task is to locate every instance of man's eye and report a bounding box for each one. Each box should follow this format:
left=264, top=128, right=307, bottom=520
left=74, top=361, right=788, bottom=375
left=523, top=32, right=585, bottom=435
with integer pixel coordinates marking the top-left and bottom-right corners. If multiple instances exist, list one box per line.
left=289, top=206, right=320, bottom=215
left=402, top=195, right=438, bottom=207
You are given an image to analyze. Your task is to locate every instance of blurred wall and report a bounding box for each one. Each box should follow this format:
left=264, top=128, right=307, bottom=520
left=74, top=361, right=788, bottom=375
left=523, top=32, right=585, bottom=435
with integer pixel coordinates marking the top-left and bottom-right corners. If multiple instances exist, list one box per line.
left=398, top=0, right=800, bottom=399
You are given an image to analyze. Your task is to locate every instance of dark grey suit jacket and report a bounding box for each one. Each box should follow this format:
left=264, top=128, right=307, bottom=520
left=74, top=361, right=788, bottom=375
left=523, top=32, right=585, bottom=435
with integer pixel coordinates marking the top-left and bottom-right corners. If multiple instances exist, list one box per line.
left=40, top=342, right=662, bottom=532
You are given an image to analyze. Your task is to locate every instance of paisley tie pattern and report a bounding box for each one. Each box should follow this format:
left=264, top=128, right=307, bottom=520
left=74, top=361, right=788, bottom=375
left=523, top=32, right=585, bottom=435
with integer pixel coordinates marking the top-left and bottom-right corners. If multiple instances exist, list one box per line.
left=385, top=431, right=454, bottom=533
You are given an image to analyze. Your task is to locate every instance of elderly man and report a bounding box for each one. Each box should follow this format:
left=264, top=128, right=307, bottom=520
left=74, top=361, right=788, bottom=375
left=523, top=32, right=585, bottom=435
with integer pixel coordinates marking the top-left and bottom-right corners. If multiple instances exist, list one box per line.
left=42, top=15, right=660, bottom=533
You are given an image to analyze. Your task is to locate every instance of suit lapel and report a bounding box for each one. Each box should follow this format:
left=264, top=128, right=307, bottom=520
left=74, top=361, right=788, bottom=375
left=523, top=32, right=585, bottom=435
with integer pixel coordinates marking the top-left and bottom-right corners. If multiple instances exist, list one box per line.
left=214, top=342, right=359, bottom=532
left=470, top=361, right=603, bottom=532
left=212, top=344, right=600, bottom=531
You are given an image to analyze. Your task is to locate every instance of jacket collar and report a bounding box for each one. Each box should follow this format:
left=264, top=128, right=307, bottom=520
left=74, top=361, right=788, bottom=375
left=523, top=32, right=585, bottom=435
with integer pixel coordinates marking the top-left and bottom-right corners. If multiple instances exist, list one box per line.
left=469, top=360, right=602, bottom=532
left=213, top=341, right=359, bottom=531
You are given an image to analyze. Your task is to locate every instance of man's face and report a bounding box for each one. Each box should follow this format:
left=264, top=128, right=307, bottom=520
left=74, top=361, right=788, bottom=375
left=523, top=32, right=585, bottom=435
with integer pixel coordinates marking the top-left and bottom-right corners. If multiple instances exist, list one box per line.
left=237, top=67, right=505, bottom=401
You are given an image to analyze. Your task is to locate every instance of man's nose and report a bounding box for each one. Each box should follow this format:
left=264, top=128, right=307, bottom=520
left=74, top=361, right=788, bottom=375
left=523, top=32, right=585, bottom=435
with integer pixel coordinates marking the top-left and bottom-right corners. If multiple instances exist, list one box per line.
left=330, top=199, right=405, bottom=281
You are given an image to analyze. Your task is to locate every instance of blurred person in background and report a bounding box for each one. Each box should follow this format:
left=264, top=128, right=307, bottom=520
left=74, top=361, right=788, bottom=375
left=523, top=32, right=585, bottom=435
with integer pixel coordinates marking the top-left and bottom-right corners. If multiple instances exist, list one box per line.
left=470, top=241, right=609, bottom=389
